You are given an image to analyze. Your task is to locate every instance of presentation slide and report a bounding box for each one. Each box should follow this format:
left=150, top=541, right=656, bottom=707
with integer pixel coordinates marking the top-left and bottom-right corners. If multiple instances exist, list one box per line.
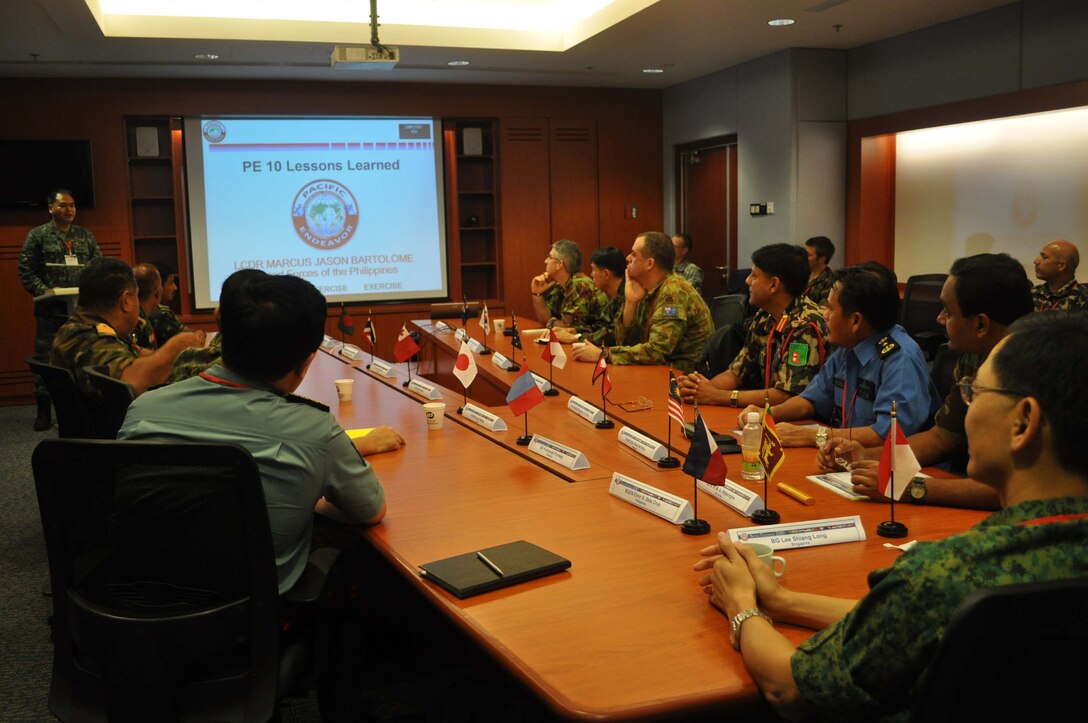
left=184, top=116, right=447, bottom=308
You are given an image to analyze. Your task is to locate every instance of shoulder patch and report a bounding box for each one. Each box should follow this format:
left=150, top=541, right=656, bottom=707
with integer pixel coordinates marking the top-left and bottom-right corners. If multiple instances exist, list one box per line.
left=662, top=305, right=679, bottom=317
left=876, top=335, right=900, bottom=358
left=285, top=393, right=330, bottom=413
left=95, top=322, right=117, bottom=338
left=787, top=341, right=809, bottom=367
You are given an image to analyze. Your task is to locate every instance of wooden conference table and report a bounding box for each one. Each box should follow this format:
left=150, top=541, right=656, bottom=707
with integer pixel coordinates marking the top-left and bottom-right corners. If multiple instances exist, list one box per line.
left=297, top=322, right=987, bottom=721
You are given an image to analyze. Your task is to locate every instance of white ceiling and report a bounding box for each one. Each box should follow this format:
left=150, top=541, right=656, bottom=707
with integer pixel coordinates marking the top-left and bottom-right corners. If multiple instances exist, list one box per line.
left=1, top=0, right=1017, bottom=89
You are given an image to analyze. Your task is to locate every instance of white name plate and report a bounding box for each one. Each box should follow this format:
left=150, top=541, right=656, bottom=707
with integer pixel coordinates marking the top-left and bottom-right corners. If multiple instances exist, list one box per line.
left=531, top=373, right=552, bottom=393
left=368, top=359, right=396, bottom=378
left=455, top=328, right=468, bottom=342
left=320, top=335, right=341, bottom=352
left=617, top=426, right=666, bottom=462
left=698, top=479, right=764, bottom=517
left=407, top=378, right=442, bottom=400
left=467, top=337, right=486, bottom=354
left=528, top=434, right=589, bottom=470
left=491, top=352, right=516, bottom=370
left=609, top=473, right=693, bottom=525
left=727, top=515, right=867, bottom=550
left=339, top=344, right=363, bottom=360
left=567, top=396, right=605, bottom=424
left=461, top=403, right=508, bottom=432
left=434, top=321, right=451, bottom=332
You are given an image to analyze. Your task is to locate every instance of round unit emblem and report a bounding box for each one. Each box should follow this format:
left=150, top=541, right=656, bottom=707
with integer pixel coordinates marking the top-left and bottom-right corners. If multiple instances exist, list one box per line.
left=202, top=120, right=227, bottom=143
left=291, top=179, right=360, bottom=250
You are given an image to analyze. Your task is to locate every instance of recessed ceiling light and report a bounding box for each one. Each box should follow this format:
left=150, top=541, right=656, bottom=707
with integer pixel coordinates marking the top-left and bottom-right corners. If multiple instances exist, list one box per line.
left=194, top=53, right=220, bottom=60
left=447, top=60, right=470, bottom=66
left=642, top=68, right=664, bottom=74
left=768, top=18, right=795, bottom=27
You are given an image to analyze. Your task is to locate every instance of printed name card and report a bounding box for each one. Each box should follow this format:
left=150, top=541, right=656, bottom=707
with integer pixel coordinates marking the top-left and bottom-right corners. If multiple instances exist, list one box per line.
left=617, top=426, right=666, bottom=462
left=339, top=344, right=363, bottom=360
left=434, top=321, right=452, bottom=332
left=491, top=352, right=516, bottom=370
left=368, top=359, right=396, bottom=378
left=407, top=378, right=442, bottom=400
left=467, top=337, right=486, bottom=354
left=567, top=396, right=605, bottom=424
left=805, top=473, right=868, bottom=501
left=528, top=435, right=589, bottom=470
left=321, top=335, right=340, bottom=351
left=531, top=373, right=552, bottom=394
left=698, top=479, right=764, bottom=517
left=460, top=403, right=508, bottom=432
left=609, top=473, right=694, bottom=525
left=726, top=515, right=866, bottom=550
left=455, top=328, right=468, bottom=342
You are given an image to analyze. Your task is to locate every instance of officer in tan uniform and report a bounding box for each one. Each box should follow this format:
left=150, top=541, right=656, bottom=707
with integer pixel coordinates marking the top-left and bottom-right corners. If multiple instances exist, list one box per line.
left=572, top=232, right=713, bottom=373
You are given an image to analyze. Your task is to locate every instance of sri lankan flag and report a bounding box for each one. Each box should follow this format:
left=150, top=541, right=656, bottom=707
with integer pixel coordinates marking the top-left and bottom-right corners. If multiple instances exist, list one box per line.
left=759, top=402, right=785, bottom=482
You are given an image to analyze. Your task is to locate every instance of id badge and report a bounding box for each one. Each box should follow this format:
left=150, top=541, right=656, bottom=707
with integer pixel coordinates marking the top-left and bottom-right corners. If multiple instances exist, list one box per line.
left=64, top=255, right=79, bottom=266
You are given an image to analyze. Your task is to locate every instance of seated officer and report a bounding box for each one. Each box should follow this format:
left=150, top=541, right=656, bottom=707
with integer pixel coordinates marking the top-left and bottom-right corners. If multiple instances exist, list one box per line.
left=50, top=256, right=204, bottom=396
left=552, top=245, right=627, bottom=346
left=802, top=235, right=836, bottom=306
left=530, top=239, right=608, bottom=329
left=672, top=233, right=704, bottom=294
left=132, top=262, right=189, bottom=346
left=738, top=262, right=938, bottom=448
left=572, top=231, right=713, bottom=373
left=679, top=243, right=827, bottom=409
left=694, top=311, right=1088, bottom=721
left=823, top=253, right=1033, bottom=510
left=1032, top=239, right=1087, bottom=312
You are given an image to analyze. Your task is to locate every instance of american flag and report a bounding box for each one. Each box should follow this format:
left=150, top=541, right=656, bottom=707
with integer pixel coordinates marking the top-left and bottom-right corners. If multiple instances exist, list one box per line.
left=667, top=370, right=685, bottom=426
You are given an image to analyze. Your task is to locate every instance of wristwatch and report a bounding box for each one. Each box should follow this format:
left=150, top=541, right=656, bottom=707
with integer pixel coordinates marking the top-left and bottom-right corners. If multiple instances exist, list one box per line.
left=814, top=426, right=829, bottom=449
left=729, top=390, right=740, bottom=408
left=730, top=608, right=773, bottom=650
left=907, top=477, right=928, bottom=504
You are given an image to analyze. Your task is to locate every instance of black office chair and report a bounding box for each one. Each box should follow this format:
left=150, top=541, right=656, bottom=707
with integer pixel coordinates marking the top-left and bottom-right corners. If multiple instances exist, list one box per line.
left=696, top=323, right=747, bottom=377
left=911, top=576, right=1088, bottom=722
left=726, top=267, right=751, bottom=295
left=707, top=293, right=748, bottom=330
left=82, top=365, right=136, bottom=439
left=899, top=273, right=948, bottom=360
left=33, top=439, right=332, bottom=723
left=25, top=355, right=96, bottom=438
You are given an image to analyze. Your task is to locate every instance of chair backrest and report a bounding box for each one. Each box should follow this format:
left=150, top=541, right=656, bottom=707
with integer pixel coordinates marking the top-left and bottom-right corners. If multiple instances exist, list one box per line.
left=899, top=273, right=947, bottom=337
left=707, top=293, right=748, bottom=330
left=81, top=365, right=136, bottom=439
left=697, top=322, right=746, bottom=377
left=911, top=576, right=1088, bottom=722
left=25, top=354, right=95, bottom=438
left=33, top=439, right=281, bottom=723
left=726, top=267, right=751, bottom=295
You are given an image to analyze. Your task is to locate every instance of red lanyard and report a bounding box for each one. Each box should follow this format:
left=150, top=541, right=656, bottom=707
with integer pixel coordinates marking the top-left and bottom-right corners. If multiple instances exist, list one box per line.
left=839, top=381, right=859, bottom=429
left=63, top=235, right=74, bottom=255
left=1037, top=282, right=1078, bottom=312
left=1018, top=512, right=1088, bottom=526
left=198, top=371, right=250, bottom=389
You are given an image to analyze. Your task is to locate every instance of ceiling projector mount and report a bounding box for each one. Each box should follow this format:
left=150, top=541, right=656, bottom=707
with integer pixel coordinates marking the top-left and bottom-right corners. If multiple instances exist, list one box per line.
left=331, top=0, right=399, bottom=70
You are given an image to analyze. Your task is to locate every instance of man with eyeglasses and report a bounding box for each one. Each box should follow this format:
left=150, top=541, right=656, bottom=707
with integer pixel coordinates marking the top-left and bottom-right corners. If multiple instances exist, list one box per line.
left=694, top=310, right=1088, bottom=721
left=821, top=253, right=1033, bottom=509
left=530, top=239, right=608, bottom=330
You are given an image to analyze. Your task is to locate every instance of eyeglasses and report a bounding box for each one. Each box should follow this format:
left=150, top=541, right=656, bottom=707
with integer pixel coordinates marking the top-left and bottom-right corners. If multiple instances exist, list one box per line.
left=956, top=376, right=1026, bottom=406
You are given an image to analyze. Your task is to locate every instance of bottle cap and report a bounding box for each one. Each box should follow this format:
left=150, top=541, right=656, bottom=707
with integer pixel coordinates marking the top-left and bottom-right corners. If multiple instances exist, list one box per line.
left=747, top=412, right=761, bottom=424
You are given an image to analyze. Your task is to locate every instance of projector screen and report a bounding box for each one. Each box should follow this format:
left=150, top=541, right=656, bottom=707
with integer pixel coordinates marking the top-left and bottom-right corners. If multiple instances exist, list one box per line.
left=184, top=116, right=447, bottom=309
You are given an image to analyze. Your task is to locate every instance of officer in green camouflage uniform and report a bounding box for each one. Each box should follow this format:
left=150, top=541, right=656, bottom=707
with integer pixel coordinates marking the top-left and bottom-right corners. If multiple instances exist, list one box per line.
left=18, top=189, right=101, bottom=429
left=168, top=333, right=222, bottom=383
left=51, top=307, right=141, bottom=397
left=695, top=312, right=1088, bottom=723
left=572, top=232, right=713, bottom=373
left=680, top=244, right=828, bottom=407
left=132, top=263, right=189, bottom=349
left=553, top=246, right=627, bottom=346
left=802, top=236, right=836, bottom=306
left=148, top=304, right=187, bottom=344
left=1031, top=239, right=1088, bottom=312
left=530, top=239, right=609, bottom=331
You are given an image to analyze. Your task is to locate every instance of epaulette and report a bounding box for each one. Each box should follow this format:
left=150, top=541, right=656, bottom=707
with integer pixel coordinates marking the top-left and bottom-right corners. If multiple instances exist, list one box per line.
left=95, top=322, right=117, bottom=338
left=876, top=335, right=900, bottom=359
left=285, top=393, right=330, bottom=412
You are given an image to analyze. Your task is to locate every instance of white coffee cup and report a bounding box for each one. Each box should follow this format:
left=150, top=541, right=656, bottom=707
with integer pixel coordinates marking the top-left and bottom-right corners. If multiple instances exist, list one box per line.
left=493, top=319, right=506, bottom=335
left=334, top=378, right=354, bottom=401
left=423, top=402, right=446, bottom=430
left=746, top=542, right=787, bottom=578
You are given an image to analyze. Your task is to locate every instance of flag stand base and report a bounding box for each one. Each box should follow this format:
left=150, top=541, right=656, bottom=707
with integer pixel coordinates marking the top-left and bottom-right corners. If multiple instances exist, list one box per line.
left=681, top=519, right=711, bottom=535
left=751, top=508, right=780, bottom=525
left=516, top=435, right=532, bottom=446
left=657, top=456, right=680, bottom=468
left=543, top=389, right=559, bottom=397
left=508, top=363, right=521, bottom=372
left=479, top=346, right=493, bottom=356
left=456, top=406, right=464, bottom=415
left=402, top=381, right=410, bottom=387
left=595, top=419, right=615, bottom=429
left=877, top=521, right=908, bottom=538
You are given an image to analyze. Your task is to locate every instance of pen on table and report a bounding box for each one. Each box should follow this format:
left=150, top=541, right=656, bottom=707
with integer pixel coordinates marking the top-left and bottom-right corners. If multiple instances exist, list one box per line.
left=477, top=551, right=505, bottom=577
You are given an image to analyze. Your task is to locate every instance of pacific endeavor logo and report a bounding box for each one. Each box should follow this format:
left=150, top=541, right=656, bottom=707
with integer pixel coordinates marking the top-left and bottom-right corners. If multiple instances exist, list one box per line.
left=291, top=179, right=360, bottom=250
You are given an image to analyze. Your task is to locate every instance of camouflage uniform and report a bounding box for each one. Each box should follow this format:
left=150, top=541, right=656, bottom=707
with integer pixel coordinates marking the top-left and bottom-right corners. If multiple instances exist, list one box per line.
left=17, top=222, right=101, bottom=396
left=132, top=308, right=158, bottom=350
left=540, top=273, right=609, bottom=330
left=727, top=295, right=828, bottom=395
left=674, top=261, right=704, bottom=295
left=578, top=282, right=625, bottom=346
left=50, top=308, right=138, bottom=396
left=804, top=268, right=835, bottom=307
left=1031, top=280, right=1088, bottom=312
left=792, top=496, right=1088, bottom=722
left=610, top=274, right=713, bottom=373
left=149, top=304, right=187, bottom=344
left=168, top=333, right=222, bottom=383
left=931, top=351, right=981, bottom=472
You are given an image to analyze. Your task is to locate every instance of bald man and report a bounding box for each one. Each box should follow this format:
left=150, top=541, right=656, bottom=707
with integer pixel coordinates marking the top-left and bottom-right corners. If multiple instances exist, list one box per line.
left=1032, top=240, right=1088, bottom=312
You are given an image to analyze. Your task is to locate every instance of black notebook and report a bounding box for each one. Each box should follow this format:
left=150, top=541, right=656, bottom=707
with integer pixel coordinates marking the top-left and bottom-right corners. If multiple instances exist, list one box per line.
left=419, top=540, right=571, bottom=599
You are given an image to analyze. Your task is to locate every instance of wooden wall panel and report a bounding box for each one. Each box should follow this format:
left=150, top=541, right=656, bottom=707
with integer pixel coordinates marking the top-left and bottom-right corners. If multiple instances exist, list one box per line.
left=499, top=120, right=551, bottom=321
left=548, top=120, right=598, bottom=250
left=598, top=113, right=664, bottom=250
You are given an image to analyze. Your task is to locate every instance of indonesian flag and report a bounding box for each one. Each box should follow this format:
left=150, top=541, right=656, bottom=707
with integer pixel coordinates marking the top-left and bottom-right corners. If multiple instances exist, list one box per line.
left=393, top=324, right=420, bottom=362
left=541, top=331, right=567, bottom=369
left=478, top=304, right=491, bottom=335
left=759, top=403, right=785, bottom=482
left=682, top=411, right=727, bottom=486
left=362, top=318, right=377, bottom=347
left=592, top=350, right=612, bottom=398
left=506, top=365, right=545, bottom=416
left=452, top=340, right=477, bottom=389
left=878, top=415, right=921, bottom=501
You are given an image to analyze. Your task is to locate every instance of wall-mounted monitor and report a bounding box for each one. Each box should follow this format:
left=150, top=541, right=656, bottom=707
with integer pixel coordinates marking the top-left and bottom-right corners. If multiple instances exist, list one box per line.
left=183, top=115, right=447, bottom=309
left=0, top=140, right=96, bottom=210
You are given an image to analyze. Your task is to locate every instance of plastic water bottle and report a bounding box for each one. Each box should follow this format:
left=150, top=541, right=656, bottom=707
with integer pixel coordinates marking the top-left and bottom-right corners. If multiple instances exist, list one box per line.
left=741, top=411, right=764, bottom=481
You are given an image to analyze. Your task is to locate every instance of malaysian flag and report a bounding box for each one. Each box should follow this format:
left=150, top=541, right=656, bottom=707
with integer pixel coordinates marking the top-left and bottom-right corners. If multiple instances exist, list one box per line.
left=667, top=370, right=685, bottom=426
